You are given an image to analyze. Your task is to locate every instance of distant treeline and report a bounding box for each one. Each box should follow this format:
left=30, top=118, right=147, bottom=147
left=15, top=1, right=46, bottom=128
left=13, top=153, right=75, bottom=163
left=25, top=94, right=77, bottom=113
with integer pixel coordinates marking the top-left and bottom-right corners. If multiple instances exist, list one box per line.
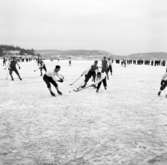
left=0, top=45, right=35, bottom=56
left=38, top=49, right=167, bottom=60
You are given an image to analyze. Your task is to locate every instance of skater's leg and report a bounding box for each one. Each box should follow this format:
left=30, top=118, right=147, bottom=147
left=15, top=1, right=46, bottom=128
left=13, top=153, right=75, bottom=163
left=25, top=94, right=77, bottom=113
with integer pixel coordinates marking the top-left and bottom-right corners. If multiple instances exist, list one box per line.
left=9, top=69, right=14, bottom=81
left=81, top=72, right=92, bottom=88
left=48, top=88, right=55, bottom=96
left=50, top=78, right=62, bottom=95
left=102, top=77, right=107, bottom=90
left=14, top=68, right=22, bottom=80
left=106, top=71, right=109, bottom=80
left=43, top=65, right=47, bottom=72
left=40, top=68, right=43, bottom=76
left=92, top=72, right=96, bottom=82
left=43, top=75, right=55, bottom=96
left=109, top=65, right=112, bottom=75
left=96, top=81, right=102, bottom=92
left=81, top=81, right=87, bottom=88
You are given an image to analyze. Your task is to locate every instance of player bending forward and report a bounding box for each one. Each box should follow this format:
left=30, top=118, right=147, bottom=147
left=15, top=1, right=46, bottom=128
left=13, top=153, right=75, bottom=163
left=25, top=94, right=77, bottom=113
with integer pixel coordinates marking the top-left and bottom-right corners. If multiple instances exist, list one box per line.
left=158, top=70, right=167, bottom=96
left=74, top=70, right=107, bottom=93
left=81, top=60, right=98, bottom=88
left=8, top=57, right=22, bottom=81
left=43, top=65, right=64, bottom=96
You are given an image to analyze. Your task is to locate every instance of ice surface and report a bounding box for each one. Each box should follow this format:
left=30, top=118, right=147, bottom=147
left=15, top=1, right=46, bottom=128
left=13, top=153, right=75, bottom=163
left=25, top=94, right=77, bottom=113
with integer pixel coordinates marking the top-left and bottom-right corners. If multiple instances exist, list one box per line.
left=0, top=59, right=167, bottom=165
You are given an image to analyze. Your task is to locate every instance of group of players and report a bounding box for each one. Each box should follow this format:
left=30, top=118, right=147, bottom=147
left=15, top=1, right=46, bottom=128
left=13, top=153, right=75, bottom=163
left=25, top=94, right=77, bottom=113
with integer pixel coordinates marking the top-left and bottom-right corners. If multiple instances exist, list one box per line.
left=43, top=56, right=113, bottom=96
left=2, top=56, right=113, bottom=96
left=1, top=56, right=167, bottom=97
left=3, top=56, right=47, bottom=81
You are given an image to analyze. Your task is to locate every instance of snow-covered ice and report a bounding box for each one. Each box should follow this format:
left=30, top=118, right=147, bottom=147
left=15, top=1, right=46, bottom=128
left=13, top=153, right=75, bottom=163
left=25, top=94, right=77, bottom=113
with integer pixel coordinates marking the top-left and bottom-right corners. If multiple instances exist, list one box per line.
left=0, top=59, right=167, bottom=165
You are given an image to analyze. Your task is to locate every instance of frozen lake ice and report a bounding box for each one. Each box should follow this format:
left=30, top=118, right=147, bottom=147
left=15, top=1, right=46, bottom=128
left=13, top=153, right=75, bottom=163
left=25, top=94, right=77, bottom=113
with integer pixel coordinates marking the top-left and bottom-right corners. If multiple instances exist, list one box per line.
left=0, top=59, right=167, bottom=165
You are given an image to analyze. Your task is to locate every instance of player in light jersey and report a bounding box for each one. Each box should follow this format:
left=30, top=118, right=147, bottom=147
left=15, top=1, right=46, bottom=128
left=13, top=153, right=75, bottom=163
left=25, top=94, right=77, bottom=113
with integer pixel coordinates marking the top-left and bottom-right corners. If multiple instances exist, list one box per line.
left=93, top=70, right=107, bottom=92
left=43, top=65, right=64, bottom=96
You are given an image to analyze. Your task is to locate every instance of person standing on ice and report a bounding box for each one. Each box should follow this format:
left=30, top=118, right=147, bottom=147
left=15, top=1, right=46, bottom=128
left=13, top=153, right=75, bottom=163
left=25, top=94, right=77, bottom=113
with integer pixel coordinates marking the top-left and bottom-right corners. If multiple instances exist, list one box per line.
left=39, top=59, right=47, bottom=76
left=68, top=57, right=72, bottom=66
left=81, top=60, right=98, bottom=88
left=8, top=57, right=22, bottom=81
left=3, top=57, right=7, bottom=66
left=101, top=56, right=109, bottom=79
left=94, top=70, right=107, bottom=92
left=158, top=70, right=167, bottom=96
left=43, top=65, right=64, bottom=96
left=73, top=69, right=107, bottom=93
left=107, top=58, right=113, bottom=77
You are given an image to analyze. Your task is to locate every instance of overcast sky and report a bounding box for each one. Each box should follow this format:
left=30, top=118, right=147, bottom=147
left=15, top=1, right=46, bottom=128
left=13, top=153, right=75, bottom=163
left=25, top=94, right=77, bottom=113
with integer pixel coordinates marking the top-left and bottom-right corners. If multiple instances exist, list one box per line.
left=0, top=0, right=167, bottom=55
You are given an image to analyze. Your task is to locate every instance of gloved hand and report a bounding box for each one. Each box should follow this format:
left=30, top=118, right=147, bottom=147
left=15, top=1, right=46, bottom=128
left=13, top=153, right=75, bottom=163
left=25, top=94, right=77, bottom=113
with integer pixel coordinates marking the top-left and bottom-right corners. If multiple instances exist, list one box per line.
left=58, top=78, right=63, bottom=83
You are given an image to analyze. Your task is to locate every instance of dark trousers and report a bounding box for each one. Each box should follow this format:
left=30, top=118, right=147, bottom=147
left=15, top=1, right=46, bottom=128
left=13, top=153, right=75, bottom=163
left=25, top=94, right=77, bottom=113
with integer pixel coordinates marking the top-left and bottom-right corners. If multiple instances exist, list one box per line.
left=102, top=67, right=109, bottom=79
left=97, top=77, right=107, bottom=91
left=43, top=75, right=57, bottom=89
left=9, top=68, right=21, bottom=80
left=40, top=65, right=47, bottom=76
left=160, top=80, right=167, bottom=91
left=82, top=71, right=96, bottom=88
left=108, top=65, right=112, bottom=75
left=85, top=71, right=96, bottom=82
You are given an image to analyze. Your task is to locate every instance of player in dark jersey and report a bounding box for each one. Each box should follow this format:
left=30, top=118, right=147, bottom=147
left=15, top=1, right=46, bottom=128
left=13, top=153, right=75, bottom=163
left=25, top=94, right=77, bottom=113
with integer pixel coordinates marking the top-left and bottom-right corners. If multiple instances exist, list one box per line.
left=158, top=70, right=167, bottom=96
left=81, top=60, right=98, bottom=88
left=39, top=60, right=47, bottom=76
left=107, top=58, right=112, bottom=76
left=101, top=56, right=109, bottom=79
left=3, top=57, right=7, bottom=66
left=69, top=57, right=72, bottom=66
left=8, top=57, right=22, bottom=81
